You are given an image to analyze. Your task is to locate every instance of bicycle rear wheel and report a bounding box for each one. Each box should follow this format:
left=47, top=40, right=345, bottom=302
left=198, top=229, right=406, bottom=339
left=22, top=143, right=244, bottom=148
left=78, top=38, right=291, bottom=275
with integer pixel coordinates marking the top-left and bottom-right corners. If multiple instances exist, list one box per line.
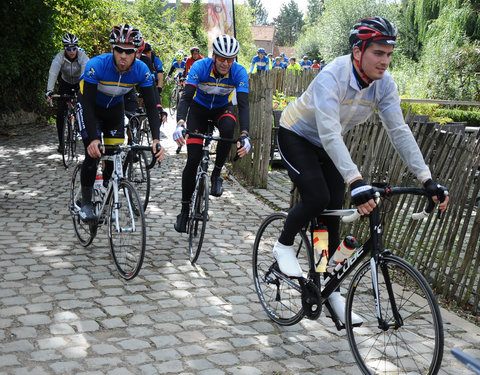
left=188, top=173, right=209, bottom=264
left=345, top=253, right=444, bottom=375
left=70, top=163, right=96, bottom=246
left=62, top=113, right=76, bottom=168
left=252, top=212, right=312, bottom=326
left=124, top=150, right=150, bottom=212
left=108, top=180, right=146, bottom=280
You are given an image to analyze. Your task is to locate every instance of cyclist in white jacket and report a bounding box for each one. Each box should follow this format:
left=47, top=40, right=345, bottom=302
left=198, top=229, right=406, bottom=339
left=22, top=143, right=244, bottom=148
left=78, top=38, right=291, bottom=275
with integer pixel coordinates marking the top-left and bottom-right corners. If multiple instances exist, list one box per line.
left=273, top=17, right=449, bottom=326
left=46, top=33, right=89, bottom=153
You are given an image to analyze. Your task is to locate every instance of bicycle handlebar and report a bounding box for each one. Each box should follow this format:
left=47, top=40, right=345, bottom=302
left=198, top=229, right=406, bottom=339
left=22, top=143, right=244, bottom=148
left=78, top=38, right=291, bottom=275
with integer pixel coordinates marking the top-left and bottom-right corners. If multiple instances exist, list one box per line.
left=48, top=93, right=77, bottom=107
left=341, top=185, right=441, bottom=223
left=184, top=129, right=242, bottom=161
left=100, top=143, right=161, bottom=169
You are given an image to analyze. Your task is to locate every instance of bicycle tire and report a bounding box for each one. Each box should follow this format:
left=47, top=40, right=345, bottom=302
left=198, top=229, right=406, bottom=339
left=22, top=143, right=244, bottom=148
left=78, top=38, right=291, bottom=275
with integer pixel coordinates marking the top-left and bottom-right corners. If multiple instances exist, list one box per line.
left=124, top=149, right=151, bottom=212
left=169, top=86, right=178, bottom=116
left=128, top=116, right=142, bottom=144
left=188, top=173, right=209, bottom=264
left=70, top=163, right=95, bottom=246
left=345, top=253, right=444, bottom=375
left=108, top=179, right=146, bottom=280
left=62, top=113, right=75, bottom=168
left=252, top=212, right=312, bottom=326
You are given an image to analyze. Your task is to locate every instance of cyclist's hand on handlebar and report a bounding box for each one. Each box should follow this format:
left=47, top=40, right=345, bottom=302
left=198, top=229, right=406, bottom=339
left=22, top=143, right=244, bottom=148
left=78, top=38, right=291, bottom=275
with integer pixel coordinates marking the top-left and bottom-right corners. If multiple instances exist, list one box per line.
left=423, top=179, right=449, bottom=212
left=173, top=122, right=186, bottom=147
left=45, top=90, right=53, bottom=103
left=350, top=178, right=376, bottom=216
left=236, top=134, right=251, bottom=159
left=152, top=139, right=165, bottom=163
left=88, top=139, right=103, bottom=159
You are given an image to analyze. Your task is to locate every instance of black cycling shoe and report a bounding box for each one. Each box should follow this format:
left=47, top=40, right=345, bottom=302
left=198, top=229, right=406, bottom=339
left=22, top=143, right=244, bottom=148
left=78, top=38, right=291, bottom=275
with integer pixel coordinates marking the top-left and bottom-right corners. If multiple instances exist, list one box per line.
left=174, top=211, right=189, bottom=233
left=210, top=176, right=224, bottom=197
left=79, top=203, right=97, bottom=223
left=57, top=144, right=63, bottom=154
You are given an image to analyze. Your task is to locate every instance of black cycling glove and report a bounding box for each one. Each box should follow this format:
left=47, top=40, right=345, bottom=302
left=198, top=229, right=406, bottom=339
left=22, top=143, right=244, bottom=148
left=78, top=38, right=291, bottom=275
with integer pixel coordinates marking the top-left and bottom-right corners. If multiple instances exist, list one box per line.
left=423, top=179, right=449, bottom=202
left=350, top=179, right=375, bottom=206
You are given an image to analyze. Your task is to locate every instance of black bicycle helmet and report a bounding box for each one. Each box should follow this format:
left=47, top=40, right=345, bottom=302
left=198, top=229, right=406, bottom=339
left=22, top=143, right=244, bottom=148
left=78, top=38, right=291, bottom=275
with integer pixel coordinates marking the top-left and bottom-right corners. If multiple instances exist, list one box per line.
left=349, top=16, right=397, bottom=49
left=109, top=24, right=143, bottom=48
left=62, top=33, right=78, bottom=47
left=212, top=34, right=239, bottom=58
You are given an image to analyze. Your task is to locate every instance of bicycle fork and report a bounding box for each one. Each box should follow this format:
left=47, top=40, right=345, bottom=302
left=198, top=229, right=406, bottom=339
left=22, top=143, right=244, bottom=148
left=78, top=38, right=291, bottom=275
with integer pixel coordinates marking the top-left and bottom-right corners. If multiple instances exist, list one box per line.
left=370, top=255, right=404, bottom=331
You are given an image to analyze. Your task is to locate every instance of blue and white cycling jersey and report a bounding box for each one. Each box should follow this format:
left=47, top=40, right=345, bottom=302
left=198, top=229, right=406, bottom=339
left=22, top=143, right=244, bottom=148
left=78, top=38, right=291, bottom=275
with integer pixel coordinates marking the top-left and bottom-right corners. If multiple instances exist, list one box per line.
left=80, top=53, right=153, bottom=108
left=185, top=57, right=249, bottom=109
left=249, top=55, right=270, bottom=73
left=300, top=60, right=313, bottom=70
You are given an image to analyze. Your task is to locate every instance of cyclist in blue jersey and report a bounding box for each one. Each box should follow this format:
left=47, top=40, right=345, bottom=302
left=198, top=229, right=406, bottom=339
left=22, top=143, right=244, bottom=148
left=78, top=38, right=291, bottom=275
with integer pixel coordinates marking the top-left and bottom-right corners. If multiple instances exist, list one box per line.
left=272, top=56, right=287, bottom=69
left=77, top=24, right=164, bottom=222
left=280, top=52, right=289, bottom=64
left=249, top=48, right=270, bottom=74
left=172, top=34, right=251, bottom=233
left=167, top=52, right=187, bottom=81
left=300, top=56, right=312, bottom=70
left=46, top=33, right=89, bottom=153
left=272, top=17, right=449, bottom=325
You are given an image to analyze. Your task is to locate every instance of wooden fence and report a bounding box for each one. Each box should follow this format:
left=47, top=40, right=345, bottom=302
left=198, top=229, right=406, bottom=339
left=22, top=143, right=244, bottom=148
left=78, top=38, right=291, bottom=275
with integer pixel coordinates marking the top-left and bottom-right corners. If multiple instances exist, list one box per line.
left=231, top=70, right=480, bottom=314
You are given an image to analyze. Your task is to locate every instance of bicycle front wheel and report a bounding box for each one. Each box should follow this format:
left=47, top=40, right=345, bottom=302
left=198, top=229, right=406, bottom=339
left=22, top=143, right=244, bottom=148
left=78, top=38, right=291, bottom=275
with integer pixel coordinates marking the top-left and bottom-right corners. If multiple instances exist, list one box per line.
left=124, top=150, right=151, bottom=212
left=188, top=173, right=209, bottom=264
left=62, top=113, right=75, bottom=168
left=108, top=180, right=146, bottom=280
left=169, top=87, right=178, bottom=116
left=70, top=163, right=95, bottom=246
left=345, top=253, right=444, bottom=375
left=252, top=212, right=312, bottom=326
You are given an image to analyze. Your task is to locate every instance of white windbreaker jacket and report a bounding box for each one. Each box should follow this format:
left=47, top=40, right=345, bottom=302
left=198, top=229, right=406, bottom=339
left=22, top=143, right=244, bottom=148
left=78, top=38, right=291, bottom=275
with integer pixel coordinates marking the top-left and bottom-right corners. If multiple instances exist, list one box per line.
left=280, top=54, right=432, bottom=184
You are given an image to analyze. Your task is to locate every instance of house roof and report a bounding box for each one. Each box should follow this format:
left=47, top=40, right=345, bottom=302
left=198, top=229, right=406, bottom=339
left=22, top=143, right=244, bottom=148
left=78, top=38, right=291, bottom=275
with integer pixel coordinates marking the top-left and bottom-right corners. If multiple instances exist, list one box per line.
left=250, top=26, right=275, bottom=41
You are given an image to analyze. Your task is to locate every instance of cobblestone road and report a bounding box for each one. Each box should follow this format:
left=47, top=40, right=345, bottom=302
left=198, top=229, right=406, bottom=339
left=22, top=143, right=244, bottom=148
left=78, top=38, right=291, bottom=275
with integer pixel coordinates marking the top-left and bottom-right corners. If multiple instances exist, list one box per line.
left=0, top=116, right=479, bottom=374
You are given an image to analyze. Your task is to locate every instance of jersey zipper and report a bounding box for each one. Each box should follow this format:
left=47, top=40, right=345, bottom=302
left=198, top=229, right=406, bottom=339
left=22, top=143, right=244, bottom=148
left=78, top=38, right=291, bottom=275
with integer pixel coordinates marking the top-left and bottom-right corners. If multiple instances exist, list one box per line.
left=107, top=72, right=123, bottom=108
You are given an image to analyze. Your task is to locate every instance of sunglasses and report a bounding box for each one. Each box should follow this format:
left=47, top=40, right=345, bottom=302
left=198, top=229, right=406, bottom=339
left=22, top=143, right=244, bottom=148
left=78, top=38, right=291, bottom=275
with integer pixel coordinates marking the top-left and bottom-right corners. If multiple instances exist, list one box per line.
left=113, top=45, right=137, bottom=55
left=66, top=46, right=77, bottom=52
left=216, top=56, right=234, bottom=64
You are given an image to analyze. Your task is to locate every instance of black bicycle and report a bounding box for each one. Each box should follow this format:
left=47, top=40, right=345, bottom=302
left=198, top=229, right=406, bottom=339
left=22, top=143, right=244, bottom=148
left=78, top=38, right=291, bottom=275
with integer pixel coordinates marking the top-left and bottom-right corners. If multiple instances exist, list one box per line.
left=183, top=128, right=238, bottom=264
left=253, top=184, right=445, bottom=374
left=169, top=75, right=185, bottom=116
left=51, top=92, right=80, bottom=168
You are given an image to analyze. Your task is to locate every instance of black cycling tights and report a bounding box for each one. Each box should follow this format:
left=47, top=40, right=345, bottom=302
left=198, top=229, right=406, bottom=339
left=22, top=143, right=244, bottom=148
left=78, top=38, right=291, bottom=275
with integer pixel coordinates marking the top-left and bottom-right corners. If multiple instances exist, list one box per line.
left=181, top=102, right=236, bottom=203
left=277, top=127, right=345, bottom=253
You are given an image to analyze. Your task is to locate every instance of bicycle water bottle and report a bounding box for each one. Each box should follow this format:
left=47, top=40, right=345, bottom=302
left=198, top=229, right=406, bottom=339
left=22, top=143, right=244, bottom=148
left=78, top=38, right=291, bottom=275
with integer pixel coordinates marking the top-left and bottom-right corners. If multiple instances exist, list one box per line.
left=326, top=236, right=358, bottom=273
left=93, top=175, right=104, bottom=203
left=313, top=224, right=328, bottom=273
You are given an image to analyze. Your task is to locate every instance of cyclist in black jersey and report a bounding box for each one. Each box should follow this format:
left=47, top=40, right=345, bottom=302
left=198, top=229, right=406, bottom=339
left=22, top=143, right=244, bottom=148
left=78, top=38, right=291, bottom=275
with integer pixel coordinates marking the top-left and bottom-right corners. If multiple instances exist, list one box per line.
left=46, top=33, right=89, bottom=153
left=273, top=17, right=449, bottom=326
left=77, top=24, right=164, bottom=222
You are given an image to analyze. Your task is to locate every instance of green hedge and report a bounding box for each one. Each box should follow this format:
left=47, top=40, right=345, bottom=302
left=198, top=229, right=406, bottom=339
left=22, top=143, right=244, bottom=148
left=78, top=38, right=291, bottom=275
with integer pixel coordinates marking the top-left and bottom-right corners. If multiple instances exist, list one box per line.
left=434, top=108, right=480, bottom=127
left=1, top=0, right=56, bottom=114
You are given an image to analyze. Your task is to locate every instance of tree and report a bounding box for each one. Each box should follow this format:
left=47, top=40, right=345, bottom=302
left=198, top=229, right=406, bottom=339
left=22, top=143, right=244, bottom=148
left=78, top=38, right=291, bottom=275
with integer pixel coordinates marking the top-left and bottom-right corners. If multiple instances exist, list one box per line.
left=187, top=0, right=207, bottom=45
left=248, top=0, right=269, bottom=26
left=234, top=3, right=257, bottom=68
left=305, top=0, right=325, bottom=26
left=274, top=0, right=305, bottom=46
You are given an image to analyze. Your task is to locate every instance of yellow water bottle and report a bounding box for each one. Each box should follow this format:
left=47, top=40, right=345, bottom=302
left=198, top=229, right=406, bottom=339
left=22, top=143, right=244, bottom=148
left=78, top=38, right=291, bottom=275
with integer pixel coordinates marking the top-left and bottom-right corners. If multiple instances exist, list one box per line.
left=313, top=224, right=328, bottom=272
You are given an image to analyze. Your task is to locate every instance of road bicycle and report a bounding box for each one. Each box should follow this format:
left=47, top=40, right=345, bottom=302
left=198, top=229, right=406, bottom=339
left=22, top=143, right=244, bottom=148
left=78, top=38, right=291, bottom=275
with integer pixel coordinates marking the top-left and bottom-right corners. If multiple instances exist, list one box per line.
left=253, top=184, right=446, bottom=374
left=169, top=75, right=185, bottom=116
left=451, top=348, right=480, bottom=374
left=51, top=92, right=80, bottom=168
left=69, top=143, right=157, bottom=280
left=125, top=109, right=152, bottom=211
left=183, top=127, right=238, bottom=264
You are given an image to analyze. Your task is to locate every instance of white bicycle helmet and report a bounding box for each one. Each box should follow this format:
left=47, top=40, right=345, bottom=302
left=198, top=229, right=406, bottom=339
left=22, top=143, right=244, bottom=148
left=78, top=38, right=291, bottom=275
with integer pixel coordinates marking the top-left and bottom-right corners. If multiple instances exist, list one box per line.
left=212, top=34, right=239, bottom=58
left=62, top=33, right=79, bottom=47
